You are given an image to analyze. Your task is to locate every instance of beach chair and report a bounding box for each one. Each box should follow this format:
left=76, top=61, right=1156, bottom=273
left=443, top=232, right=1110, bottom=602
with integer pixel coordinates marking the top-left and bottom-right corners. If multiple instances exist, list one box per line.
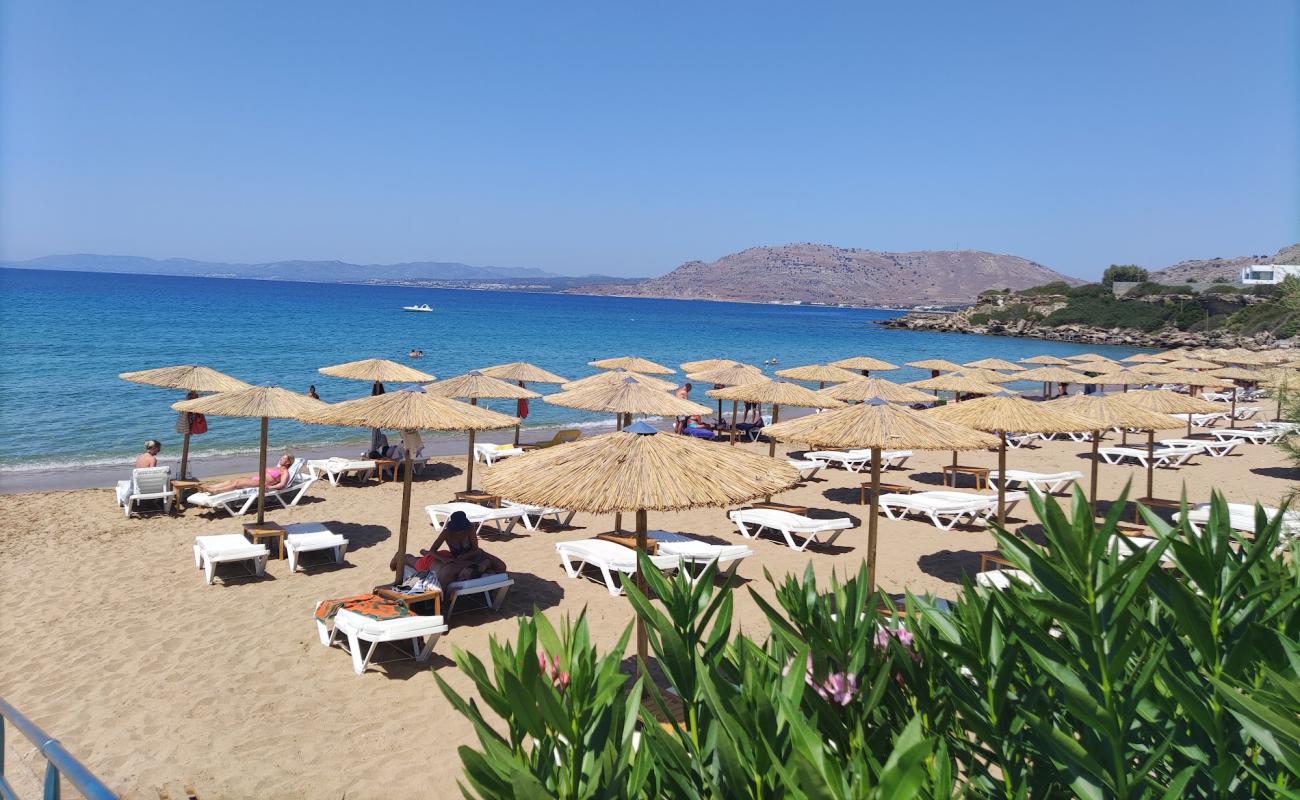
left=425, top=501, right=528, bottom=535
left=727, top=508, right=854, bottom=551
left=975, top=568, right=1039, bottom=591
left=1212, top=428, right=1283, bottom=445
left=1258, top=421, right=1299, bottom=433
left=283, top=522, right=349, bottom=574
left=805, top=449, right=911, bottom=473
left=877, top=491, right=1025, bottom=531
left=306, top=457, right=376, bottom=486
left=1231, top=406, right=1260, bottom=420
left=473, top=442, right=525, bottom=465
left=116, top=466, right=173, bottom=517
left=501, top=500, right=575, bottom=530
left=186, top=459, right=318, bottom=516
left=1160, top=439, right=1239, bottom=458
left=393, top=443, right=429, bottom=476
left=193, top=533, right=269, bottom=585
left=647, top=530, right=754, bottom=582
left=988, top=469, right=1082, bottom=494
left=554, top=539, right=682, bottom=596
left=1097, top=445, right=1202, bottom=468
left=315, top=604, right=448, bottom=675
left=1005, top=433, right=1041, bottom=449
left=523, top=429, right=581, bottom=449
left=1172, top=412, right=1228, bottom=428
left=397, top=564, right=515, bottom=618
left=787, top=459, right=823, bottom=481
left=1183, top=503, right=1300, bottom=543
left=1064, top=431, right=1096, bottom=442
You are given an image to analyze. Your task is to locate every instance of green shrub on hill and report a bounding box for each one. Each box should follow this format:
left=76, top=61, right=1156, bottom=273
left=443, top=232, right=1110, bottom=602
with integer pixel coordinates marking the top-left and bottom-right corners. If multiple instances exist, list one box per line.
left=1042, top=293, right=1173, bottom=331
left=1101, top=263, right=1150, bottom=286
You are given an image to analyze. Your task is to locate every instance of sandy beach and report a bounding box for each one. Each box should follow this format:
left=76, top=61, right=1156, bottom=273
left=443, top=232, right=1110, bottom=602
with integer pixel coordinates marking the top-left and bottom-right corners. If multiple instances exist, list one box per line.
left=0, top=429, right=1291, bottom=798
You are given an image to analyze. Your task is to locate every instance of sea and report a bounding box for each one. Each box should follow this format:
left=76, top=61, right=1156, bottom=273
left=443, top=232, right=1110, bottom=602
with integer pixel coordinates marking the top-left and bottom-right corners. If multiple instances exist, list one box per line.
left=0, top=267, right=1148, bottom=489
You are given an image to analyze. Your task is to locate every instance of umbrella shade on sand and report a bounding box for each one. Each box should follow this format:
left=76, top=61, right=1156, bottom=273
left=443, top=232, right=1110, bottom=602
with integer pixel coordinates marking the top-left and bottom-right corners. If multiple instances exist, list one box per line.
left=766, top=399, right=999, bottom=591
left=1020, top=354, right=1073, bottom=366
left=1045, top=394, right=1184, bottom=510
left=1015, top=366, right=1091, bottom=398
left=690, top=363, right=766, bottom=441
left=425, top=371, right=542, bottom=490
left=829, top=355, right=900, bottom=376
left=174, top=386, right=327, bottom=524
left=775, top=363, right=860, bottom=389
left=927, top=393, right=1102, bottom=526
left=318, top=358, right=436, bottom=385
left=905, top=373, right=1006, bottom=400
left=304, top=388, right=518, bottom=584
left=905, top=358, right=964, bottom=377
left=964, top=358, right=1025, bottom=372
left=818, top=377, right=934, bottom=405
left=588, top=356, right=675, bottom=375
left=479, top=362, right=569, bottom=445
left=708, top=379, right=844, bottom=456
left=561, top=369, right=677, bottom=393
left=120, top=365, right=251, bottom=480
left=680, top=358, right=737, bottom=374
left=482, top=421, right=799, bottom=667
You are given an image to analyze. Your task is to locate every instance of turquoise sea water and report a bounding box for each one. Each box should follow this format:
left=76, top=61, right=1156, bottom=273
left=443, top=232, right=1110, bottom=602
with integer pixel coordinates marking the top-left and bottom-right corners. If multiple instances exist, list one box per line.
left=0, top=267, right=1147, bottom=474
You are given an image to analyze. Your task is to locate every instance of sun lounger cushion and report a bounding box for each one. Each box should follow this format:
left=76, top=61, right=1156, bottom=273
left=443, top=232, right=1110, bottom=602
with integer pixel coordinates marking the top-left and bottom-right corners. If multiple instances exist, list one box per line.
left=193, top=533, right=269, bottom=585
left=283, top=522, right=348, bottom=573
left=728, top=508, right=853, bottom=551
left=316, top=604, right=448, bottom=675
left=555, top=539, right=681, bottom=595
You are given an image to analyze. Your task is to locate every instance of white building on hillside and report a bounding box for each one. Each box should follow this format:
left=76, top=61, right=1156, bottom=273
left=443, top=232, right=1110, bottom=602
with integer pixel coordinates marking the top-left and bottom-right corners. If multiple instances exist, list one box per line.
left=1240, top=264, right=1300, bottom=285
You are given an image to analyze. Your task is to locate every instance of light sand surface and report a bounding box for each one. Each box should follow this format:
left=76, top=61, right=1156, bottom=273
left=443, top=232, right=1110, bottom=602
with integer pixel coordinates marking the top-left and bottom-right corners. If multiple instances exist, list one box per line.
left=0, top=430, right=1292, bottom=798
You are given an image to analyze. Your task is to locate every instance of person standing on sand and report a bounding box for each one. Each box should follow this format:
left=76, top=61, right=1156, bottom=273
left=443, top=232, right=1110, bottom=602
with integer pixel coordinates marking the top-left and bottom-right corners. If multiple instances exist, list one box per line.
left=674, top=383, right=693, bottom=433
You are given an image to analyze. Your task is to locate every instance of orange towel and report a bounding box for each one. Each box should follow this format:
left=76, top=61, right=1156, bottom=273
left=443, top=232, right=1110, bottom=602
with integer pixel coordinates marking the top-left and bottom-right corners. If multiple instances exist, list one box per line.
left=315, top=593, right=411, bottom=622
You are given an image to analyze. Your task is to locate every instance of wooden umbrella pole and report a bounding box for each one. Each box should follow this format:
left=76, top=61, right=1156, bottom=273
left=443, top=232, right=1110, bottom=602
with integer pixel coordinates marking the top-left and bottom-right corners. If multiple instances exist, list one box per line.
left=996, top=432, right=1008, bottom=527
left=867, top=448, right=882, bottom=593
left=1230, top=392, right=1237, bottom=429
left=730, top=401, right=738, bottom=445
left=465, top=398, right=479, bottom=492
left=615, top=413, right=625, bottom=530
left=767, top=404, right=781, bottom=458
left=255, top=417, right=269, bottom=524
left=1186, top=413, right=1192, bottom=438
left=394, top=443, right=415, bottom=585
left=180, top=430, right=192, bottom=481
left=634, top=508, right=649, bottom=672
left=1146, top=430, right=1155, bottom=499
left=1089, top=432, right=1100, bottom=515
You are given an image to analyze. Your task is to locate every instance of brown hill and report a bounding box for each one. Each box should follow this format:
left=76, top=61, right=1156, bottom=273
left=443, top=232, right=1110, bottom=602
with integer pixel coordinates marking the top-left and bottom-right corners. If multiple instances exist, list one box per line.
left=1150, top=243, right=1300, bottom=285
left=572, top=244, right=1082, bottom=307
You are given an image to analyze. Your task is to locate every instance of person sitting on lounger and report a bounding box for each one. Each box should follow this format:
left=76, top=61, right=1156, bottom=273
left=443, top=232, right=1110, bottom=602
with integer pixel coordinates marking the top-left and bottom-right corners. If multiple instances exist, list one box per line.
left=200, top=454, right=294, bottom=493
left=391, top=510, right=506, bottom=585
left=136, top=440, right=162, bottom=468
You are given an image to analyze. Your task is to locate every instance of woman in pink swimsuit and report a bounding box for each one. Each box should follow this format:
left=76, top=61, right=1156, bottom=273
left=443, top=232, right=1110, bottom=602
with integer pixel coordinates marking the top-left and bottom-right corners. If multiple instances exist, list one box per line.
left=200, top=454, right=294, bottom=493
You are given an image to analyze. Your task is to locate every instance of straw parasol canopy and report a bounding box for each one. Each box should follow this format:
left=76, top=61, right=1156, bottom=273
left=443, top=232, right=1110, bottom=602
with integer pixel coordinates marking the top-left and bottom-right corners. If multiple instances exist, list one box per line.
left=1163, top=358, right=1222, bottom=371
left=964, top=358, right=1025, bottom=372
left=905, top=373, right=1007, bottom=399
left=318, top=358, right=436, bottom=384
left=1154, top=349, right=1192, bottom=361
left=588, top=356, right=675, bottom=375
left=766, top=398, right=999, bottom=589
left=483, top=421, right=800, bottom=666
left=1208, top=367, right=1262, bottom=382
left=1065, top=353, right=1115, bottom=364
left=174, top=386, right=328, bottom=523
left=304, top=388, right=517, bottom=583
left=562, top=369, right=677, bottom=393
left=1112, top=387, right=1227, bottom=438
left=120, top=365, right=252, bottom=479
left=953, top=368, right=1016, bottom=384
left=546, top=377, right=711, bottom=419
left=1046, top=393, right=1184, bottom=508
left=1020, top=354, right=1073, bottom=366
left=425, top=371, right=542, bottom=490
left=680, top=358, right=736, bottom=373
left=829, top=355, right=899, bottom=375
left=690, top=363, right=766, bottom=440
left=479, top=362, right=568, bottom=384
left=1155, top=370, right=1233, bottom=389
left=1013, top=366, right=1092, bottom=398
left=1088, top=368, right=1162, bottom=389
left=927, top=393, right=1103, bottom=524
left=1122, top=353, right=1168, bottom=364
left=906, top=358, right=964, bottom=376
left=818, top=377, right=934, bottom=405
left=775, top=363, right=860, bottom=388
left=709, top=379, right=844, bottom=455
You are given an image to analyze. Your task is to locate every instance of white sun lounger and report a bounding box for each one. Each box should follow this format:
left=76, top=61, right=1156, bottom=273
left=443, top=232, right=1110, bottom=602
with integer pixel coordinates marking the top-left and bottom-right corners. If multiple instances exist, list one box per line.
left=116, top=466, right=173, bottom=517
left=975, top=568, right=1039, bottom=590
left=1258, top=421, right=1299, bottom=434
left=1005, top=433, right=1045, bottom=449
left=787, top=459, right=823, bottom=480
left=400, top=563, right=517, bottom=618
left=727, top=508, right=854, bottom=551
left=1171, top=412, right=1228, bottom=428
left=1183, top=503, right=1300, bottom=540
left=805, top=449, right=912, bottom=473
left=555, top=539, right=681, bottom=596
left=473, top=443, right=525, bottom=465
left=186, top=459, right=318, bottom=516
left=306, top=457, right=375, bottom=486
left=425, top=502, right=527, bottom=535
left=281, top=522, right=348, bottom=573
left=647, top=530, right=754, bottom=581
left=1211, top=428, right=1284, bottom=445
left=1231, top=406, right=1260, bottom=420
left=1097, top=445, right=1202, bottom=467
left=877, top=491, right=1026, bottom=531
left=193, top=533, right=269, bottom=585
left=1161, top=439, right=1239, bottom=458
left=500, top=500, right=575, bottom=530
left=315, top=604, right=448, bottom=675
left=988, top=470, right=1082, bottom=494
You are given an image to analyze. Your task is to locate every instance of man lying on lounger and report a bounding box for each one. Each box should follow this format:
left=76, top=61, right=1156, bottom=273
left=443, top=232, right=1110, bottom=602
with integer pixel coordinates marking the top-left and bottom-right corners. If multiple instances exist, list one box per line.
left=199, top=454, right=293, bottom=494
left=390, top=510, right=506, bottom=586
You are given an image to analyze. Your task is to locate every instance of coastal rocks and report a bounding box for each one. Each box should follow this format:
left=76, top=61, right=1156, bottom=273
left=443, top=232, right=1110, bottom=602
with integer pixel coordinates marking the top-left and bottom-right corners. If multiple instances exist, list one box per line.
left=881, top=312, right=1282, bottom=350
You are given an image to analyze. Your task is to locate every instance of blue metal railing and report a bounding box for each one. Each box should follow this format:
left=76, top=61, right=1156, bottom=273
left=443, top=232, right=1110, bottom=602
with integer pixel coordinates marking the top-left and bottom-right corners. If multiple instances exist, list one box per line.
left=0, top=698, right=116, bottom=800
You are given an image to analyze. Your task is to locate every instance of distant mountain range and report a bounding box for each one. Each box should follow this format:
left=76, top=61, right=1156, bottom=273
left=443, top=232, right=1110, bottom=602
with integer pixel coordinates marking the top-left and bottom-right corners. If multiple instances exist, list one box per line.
left=1149, top=244, right=1300, bottom=285
left=569, top=244, right=1084, bottom=307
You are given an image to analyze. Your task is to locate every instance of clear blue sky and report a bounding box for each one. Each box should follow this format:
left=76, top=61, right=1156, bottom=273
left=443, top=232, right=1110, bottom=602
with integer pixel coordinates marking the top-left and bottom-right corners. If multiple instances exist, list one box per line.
left=2, top=2, right=1296, bottom=279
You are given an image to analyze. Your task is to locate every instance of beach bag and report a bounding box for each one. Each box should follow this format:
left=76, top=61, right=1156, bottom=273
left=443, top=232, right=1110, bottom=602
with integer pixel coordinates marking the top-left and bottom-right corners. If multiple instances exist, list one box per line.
left=189, top=413, right=208, bottom=435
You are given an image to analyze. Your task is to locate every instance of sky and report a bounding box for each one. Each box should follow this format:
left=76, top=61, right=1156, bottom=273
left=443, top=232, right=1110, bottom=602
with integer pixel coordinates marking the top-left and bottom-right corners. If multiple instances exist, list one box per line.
left=1, top=2, right=1297, bottom=280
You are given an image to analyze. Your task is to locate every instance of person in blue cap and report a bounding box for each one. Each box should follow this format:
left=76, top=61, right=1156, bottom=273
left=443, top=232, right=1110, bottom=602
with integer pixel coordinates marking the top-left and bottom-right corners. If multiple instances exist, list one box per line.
left=390, top=510, right=506, bottom=585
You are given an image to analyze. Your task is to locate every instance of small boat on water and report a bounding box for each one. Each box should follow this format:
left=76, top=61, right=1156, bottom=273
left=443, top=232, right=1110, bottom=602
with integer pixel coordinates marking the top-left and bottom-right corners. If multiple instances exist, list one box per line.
left=402, top=304, right=433, bottom=313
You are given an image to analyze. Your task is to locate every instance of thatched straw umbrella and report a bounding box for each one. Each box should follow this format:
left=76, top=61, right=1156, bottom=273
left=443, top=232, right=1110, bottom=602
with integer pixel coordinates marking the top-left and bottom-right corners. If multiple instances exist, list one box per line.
left=680, top=358, right=737, bottom=374
left=1088, top=368, right=1162, bottom=393
left=766, top=399, right=998, bottom=590
left=829, top=356, right=899, bottom=377
left=1122, top=353, right=1168, bottom=365
left=906, top=358, right=964, bottom=378
left=1066, top=353, right=1116, bottom=364
left=120, top=365, right=251, bottom=480
left=905, top=373, right=1006, bottom=402
left=689, top=363, right=766, bottom=442
left=318, top=358, right=436, bottom=386
left=1020, top=354, right=1073, bottom=366
left=1154, top=349, right=1192, bottom=361
left=1153, top=370, right=1232, bottom=408
left=483, top=421, right=799, bottom=667
left=588, top=356, right=675, bottom=375
left=818, top=377, right=934, bottom=405
left=1045, top=394, right=1184, bottom=511
left=1163, top=358, right=1222, bottom=371
left=953, top=368, right=1016, bottom=384
left=174, top=386, right=326, bottom=524
left=479, top=362, right=569, bottom=446
left=425, top=371, right=541, bottom=490
left=708, top=379, right=844, bottom=456
left=927, top=393, right=1101, bottom=525
left=964, top=358, right=1025, bottom=372
left=1111, top=390, right=1225, bottom=497
left=1015, top=366, right=1091, bottom=398
left=561, top=369, right=677, bottom=393
left=1203, top=367, right=1263, bottom=428
left=303, top=388, right=517, bottom=584
left=775, top=363, right=859, bottom=389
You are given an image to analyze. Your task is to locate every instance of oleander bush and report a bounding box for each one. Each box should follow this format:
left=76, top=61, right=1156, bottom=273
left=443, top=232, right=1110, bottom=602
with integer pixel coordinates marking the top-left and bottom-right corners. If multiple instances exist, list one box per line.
left=440, top=488, right=1300, bottom=799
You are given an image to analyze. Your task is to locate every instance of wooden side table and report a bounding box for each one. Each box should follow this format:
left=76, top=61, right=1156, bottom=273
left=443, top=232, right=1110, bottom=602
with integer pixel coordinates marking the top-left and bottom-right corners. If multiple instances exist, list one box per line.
left=243, top=521, right=286, bottom=559
left=860, top=482, right=911, bottom=505
left=375, top=585, right=443, bottom=617
left=1133, top=497, right=1180, bottom=524
left=749, top=501, right=809, bottom=517
left=373, top=459, right=399, bottom=483
left=942, top=465, right=990, bottom=490
left=454, top=490, right=501, bottom=508
left=171, top=479, right=202, bottom=509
